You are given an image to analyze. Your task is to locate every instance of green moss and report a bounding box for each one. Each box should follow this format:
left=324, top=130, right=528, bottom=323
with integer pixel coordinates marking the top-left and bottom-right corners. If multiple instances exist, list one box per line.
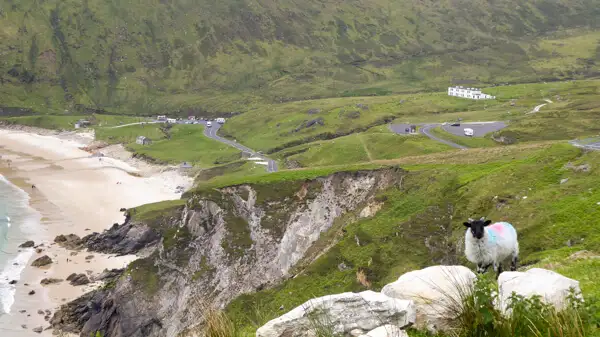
left=127, top=255, right=160, bottom=296
left=192, top=256, right=215, bottom=281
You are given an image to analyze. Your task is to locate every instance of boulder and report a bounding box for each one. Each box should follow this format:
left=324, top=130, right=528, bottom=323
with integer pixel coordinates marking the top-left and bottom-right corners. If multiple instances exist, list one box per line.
left=54, top=234, right=83, bottom=250
left=359, top=325, right=408, bottom=337
left=66, top=273, right=77, bottom=281
left=497, top=268, right=582, bottom=313
left=31, top=255, right=53, bottom=267
left=69, top=274, right=90, bottom=286
left=9, top=280, right=17, bottom=285
left=28, top=290, right=35, bottom=295
left=33, top=326, right=43, bottom=333
left=19, top=240, right=35, bottom=248
left=41, top=278, right=64, bottom=285
left=381, top=265, right=476, bottom=333
left=256, top=291, right=415, bottom=337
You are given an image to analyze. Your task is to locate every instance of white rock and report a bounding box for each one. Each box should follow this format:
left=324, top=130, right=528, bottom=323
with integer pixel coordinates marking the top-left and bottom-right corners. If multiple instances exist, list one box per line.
left=498, top=268, right=582, bottom=313
left=359, top=325, right=408, bottom=337
left=256, top=291, right=415, bottom=337
left=381, top=265, right=476, bottom=332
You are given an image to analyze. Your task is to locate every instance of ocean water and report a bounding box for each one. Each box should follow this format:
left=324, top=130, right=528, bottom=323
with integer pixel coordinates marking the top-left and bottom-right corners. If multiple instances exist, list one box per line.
left=0, top=175, right=40, bottom=315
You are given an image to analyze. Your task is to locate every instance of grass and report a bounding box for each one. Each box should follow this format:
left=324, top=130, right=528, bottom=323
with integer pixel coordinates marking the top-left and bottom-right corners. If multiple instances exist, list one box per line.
left=0, top=114, right=146, bottom=130
left=223, top=143, right=600, bottom=334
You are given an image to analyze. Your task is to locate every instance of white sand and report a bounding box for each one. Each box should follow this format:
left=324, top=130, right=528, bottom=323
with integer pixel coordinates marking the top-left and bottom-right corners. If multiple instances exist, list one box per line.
left=0, top=129, right=193, bottom=336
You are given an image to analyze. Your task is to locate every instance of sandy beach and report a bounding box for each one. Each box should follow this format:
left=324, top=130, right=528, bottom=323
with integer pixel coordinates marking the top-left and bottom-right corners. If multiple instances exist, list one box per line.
left=0, top=128, right=193, bottom=336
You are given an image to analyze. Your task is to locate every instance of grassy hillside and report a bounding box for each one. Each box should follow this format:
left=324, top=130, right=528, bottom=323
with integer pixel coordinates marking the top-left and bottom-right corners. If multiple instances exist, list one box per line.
left=223, top=142, right=600, bottom=333
left=2, top=1, right=600, bottom=116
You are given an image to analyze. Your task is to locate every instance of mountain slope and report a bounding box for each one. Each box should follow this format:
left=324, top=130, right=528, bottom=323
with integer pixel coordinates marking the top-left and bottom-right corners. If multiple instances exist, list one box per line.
left=2, top=0, right=600, bottom=115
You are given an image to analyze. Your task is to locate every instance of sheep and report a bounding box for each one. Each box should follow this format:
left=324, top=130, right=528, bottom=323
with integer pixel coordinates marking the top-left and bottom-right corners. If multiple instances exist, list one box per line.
left=463, top=217, right=519, bottom=279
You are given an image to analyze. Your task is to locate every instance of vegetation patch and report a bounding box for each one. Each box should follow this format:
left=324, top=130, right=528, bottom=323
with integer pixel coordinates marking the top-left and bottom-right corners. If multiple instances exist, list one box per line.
left=222, top=216, right=253, bottom=259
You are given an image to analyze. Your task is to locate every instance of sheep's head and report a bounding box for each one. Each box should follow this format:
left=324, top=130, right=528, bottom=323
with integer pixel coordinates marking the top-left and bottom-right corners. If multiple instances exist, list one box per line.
left=463, top=217, right=492, bottom=239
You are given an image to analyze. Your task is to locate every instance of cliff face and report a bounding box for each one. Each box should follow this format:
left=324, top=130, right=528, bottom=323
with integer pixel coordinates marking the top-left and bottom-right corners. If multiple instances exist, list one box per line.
left=52, top=168, right=405, bottom=337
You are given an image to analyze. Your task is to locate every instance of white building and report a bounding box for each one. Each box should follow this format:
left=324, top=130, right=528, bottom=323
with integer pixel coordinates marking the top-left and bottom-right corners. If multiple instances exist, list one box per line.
left=448, top=86, right=495, bottom=100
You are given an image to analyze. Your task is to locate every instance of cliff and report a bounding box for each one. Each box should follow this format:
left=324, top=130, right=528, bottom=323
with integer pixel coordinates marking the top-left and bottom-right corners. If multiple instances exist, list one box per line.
left=51, top=167, right=405, bottom=337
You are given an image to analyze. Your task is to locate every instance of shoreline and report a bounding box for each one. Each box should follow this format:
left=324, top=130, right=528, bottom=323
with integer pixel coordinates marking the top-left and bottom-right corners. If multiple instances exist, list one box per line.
left=0, top=128, right=193, bottom=336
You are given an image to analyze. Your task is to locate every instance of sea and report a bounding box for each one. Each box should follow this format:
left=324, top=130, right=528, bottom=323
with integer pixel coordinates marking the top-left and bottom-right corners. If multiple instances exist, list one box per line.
left=0, top=174, right=40, bottom=315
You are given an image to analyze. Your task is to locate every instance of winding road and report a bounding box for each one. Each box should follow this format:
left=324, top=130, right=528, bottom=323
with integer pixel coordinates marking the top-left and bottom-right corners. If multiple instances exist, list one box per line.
left=420, top=124, right=467, bottom=149
left=201, top=122, right=278, bottom=172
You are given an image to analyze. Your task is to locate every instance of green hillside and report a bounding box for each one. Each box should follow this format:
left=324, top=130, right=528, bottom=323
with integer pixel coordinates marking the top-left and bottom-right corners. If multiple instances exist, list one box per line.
left=2, top=0, right=600, bottom=116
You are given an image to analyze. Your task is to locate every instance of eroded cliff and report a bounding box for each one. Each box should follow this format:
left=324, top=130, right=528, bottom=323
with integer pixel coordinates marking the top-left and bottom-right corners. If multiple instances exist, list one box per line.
left=52, top=167, right=405, bottom=337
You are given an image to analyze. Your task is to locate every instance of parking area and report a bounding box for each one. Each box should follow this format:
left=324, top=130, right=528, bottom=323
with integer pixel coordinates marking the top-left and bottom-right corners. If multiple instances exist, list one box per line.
left=441, top=122, right=507, bottom=138
left=388, top=124, right=419, bottom=135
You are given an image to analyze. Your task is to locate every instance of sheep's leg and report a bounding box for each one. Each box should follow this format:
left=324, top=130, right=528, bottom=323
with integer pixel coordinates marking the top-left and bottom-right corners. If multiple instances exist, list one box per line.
left=477, top=263, right=491, bottom=274
left=511, top=254, right=518, bottom=271
left=495, top=263, right=503, bottom=280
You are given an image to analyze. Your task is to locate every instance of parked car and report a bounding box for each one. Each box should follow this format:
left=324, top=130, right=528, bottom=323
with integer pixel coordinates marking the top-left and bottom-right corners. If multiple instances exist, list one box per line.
left=451, top=122, right=460, bottom=126
left=464, top=128, right=474, bottom=136
left=207, top=121, right=212, bottom=127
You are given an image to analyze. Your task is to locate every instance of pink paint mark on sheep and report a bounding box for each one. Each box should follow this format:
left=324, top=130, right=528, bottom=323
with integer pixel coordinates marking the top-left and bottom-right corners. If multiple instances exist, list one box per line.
left=488, top=222, right=505, bottom=235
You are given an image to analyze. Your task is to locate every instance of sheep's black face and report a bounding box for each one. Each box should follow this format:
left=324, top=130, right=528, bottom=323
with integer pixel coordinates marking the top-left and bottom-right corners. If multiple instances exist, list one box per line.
left=464, top=218, right=492, bottom=240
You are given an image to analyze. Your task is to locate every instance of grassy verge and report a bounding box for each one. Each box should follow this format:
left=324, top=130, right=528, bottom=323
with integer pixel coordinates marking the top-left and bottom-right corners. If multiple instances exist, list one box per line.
left=0, top=114, right=148, bottom=130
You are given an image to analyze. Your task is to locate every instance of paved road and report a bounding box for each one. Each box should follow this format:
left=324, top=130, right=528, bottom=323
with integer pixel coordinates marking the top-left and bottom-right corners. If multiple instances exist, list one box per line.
left=390, top=121, right=507, bottom=149
left=420, top=124, right=468, bottom=149
left=569, top=139, right=600, bottom=151
left=200, top=122, right=278, bottom=172
left=109, top=121, right=158, bottom=128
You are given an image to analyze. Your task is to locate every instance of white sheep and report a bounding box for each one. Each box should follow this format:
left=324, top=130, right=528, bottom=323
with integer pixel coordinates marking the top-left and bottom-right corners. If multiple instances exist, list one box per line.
left=463, top=217, right=519, bottom=279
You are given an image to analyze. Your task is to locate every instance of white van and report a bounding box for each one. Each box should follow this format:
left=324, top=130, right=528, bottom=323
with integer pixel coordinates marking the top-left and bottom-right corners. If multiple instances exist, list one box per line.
left=166, top=118, right=177, bottom=124
left=464, top=128, right=474, bottom=137
left=207, top=121, right=212, bottom=127
left=216, top=118, right=226, bottom=124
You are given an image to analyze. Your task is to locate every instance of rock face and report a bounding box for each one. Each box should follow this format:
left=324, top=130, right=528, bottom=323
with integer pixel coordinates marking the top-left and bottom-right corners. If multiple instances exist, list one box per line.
left=256, top=291, right=415, bottom=337
left=51, top=168, right=405, bottom=337
left=19, top=240, right=35, bottom=248
left=31, top=255, right=53, bottom=267
left=497, top=268, right=582, bottom=313
left=381, top=265, right=476, bottom=332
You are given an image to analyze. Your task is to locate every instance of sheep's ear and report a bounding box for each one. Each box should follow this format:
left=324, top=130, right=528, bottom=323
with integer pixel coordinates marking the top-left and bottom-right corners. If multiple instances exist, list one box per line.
left=484, top=220, right=492, bottom=226
left=463, top=222, right=471, bottom=228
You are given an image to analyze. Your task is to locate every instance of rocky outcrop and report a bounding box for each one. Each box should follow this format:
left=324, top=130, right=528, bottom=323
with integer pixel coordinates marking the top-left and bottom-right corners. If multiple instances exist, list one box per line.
left=41, top=278, right=63, bottom=285
left=256, top=291, right=415, bottom=337
left=54, top=234, right=83, bottom=250
left=359, top=325, right=408, bottom=337
left=82, top=222, right=161, bottom=255
left=19, top=240, right=35, bottom=248
left=52, top=168, right=405, bottom=337
left=68, top=274, right=91, bottom=286
left=497, top=268, right=582, bottom=313
left=382, top=265, right=476, bottom=333
left=31, top=255, right=53, bottom=267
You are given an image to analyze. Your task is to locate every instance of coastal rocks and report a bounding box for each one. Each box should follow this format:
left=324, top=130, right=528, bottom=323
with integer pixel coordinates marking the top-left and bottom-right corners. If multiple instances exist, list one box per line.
left=19, top=240, right=35, bottom=248
left=31, top=255, right=53, bottom=267
left=54, top=234, right=83, bottom=250
left=85, top=255, right=95, bottom=260
left=82, top=222, right=161, bottom=255
left=93, top=268, right=124, bottom=282
left=497, top=268, right=582, bottom=313
left=382, top=265, right=476, bottom=332
left=256, top=291, right=415, bottom=337
left=67, top=273, right=90, bottom=286
left=29, top=290, right=35, bottom=295
left=9, top=280, right=17, bottom=285
left=33, top=326, right=43, bottom=333
left=41, top=278, right=64, bottom=285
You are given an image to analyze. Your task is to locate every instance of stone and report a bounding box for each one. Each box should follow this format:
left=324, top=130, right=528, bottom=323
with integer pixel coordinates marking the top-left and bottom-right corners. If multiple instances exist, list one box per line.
left=31, top=255, right=52, bottom=267
left=28, top=290, right=35, bottom=295
left=54, top=234, right=83, bottom=250
left=560, top=178, right=569, bottom=184
left=359, top=325, right=408, bottom=337
left=381, top=265, right=476, bottom=333
left=66, top=273, right=77, bottom=281
left=19, top=240, right=35, bottom=248
left=36, top=248, right=43, bottom=254
left=497, top=268, right=582, bottom=313
left=256, top=291, right=415, bottom=337
left=38, top=310, right=44, bottom=315
left=85, top=255, right=94, bottom=260
left=33, top=326, right=43, bottom=333
left=9, top=280, right=17, bottom=285
left=120, top=208, right=127, bottom=212
left=350, top=329, right=365, bottom=337
left=41, top=278, right=64, bottom=285
left=70, top=252, right=78, bottom=256
left=69, top=274, right=91, bottom=286
left=21, top=324, right=27, bottom=329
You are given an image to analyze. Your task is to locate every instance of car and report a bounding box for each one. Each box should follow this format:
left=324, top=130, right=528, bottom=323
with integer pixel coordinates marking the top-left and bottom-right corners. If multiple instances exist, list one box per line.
left=464, top=128, right=474, bottom=136
left=451, top=122, right=460, bottom=126
left=207, top=121, right=212, bottom=127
